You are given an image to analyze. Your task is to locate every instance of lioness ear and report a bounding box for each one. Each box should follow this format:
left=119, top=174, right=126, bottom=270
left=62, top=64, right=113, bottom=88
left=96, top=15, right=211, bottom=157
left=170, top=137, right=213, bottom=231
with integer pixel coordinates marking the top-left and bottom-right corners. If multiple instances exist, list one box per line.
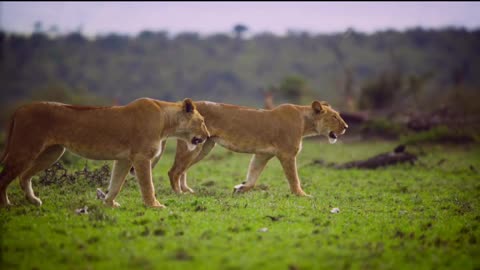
left=183, top=98, right=195, bottom=113
left=312, top=100, right=324, bottom=114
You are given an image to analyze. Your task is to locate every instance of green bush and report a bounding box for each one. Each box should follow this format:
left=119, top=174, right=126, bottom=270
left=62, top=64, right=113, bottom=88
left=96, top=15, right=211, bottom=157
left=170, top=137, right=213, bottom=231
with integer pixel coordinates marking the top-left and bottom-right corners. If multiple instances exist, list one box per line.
left=360, top=118, right=407, bottom=139
left=358, top=72, right=402, bottom=110
left=400, top=126, right=476, bottom=145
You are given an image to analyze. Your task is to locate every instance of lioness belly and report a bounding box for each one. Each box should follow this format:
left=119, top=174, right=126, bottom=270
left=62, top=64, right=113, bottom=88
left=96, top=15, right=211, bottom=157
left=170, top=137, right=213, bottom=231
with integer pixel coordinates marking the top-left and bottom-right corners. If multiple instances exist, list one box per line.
left=64, top=143, right=130, bottom=160
left=213, top=137, right=276, bottom=155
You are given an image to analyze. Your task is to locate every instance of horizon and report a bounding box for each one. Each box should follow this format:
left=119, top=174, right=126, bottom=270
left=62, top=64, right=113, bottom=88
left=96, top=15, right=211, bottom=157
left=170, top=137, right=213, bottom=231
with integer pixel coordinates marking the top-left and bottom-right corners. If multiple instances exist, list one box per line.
left=2, top=2, right=480, bottom=37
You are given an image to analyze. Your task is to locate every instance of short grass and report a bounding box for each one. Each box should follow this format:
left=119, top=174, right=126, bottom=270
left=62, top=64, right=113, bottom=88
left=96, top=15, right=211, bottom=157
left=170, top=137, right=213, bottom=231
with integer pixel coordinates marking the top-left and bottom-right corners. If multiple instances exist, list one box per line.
left=1, top=140, right=479, bottom=270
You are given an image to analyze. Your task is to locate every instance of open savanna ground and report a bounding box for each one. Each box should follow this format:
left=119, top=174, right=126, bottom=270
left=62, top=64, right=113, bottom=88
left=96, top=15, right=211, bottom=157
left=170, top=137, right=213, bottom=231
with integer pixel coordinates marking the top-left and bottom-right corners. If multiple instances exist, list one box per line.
left=1, top=140, right=479, bottom=270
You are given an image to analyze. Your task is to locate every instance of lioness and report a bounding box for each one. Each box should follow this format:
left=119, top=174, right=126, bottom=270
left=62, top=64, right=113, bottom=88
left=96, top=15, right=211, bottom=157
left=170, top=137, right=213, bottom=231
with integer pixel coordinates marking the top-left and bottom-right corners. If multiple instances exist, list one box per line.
left=0, top=98, right=209, bottom=208
left=133, top=100, right=347, bottom=196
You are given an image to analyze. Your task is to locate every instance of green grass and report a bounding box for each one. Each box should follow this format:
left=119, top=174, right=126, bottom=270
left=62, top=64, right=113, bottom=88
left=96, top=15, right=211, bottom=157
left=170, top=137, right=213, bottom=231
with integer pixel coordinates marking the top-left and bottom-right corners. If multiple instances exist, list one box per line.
left=1, top=140, right=479, bottom=270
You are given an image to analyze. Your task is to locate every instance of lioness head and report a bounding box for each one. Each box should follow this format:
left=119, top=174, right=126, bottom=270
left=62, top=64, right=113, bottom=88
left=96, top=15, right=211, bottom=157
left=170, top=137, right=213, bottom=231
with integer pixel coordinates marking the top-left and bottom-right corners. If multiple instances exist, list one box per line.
left=311, top=100, right=348, bottom=144
left=176, top=98, right=210, bottom=151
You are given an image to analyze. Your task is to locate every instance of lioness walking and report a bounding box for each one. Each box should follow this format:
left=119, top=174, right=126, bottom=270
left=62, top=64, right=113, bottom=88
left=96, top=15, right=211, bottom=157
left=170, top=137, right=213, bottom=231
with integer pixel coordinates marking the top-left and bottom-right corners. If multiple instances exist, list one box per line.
left=134, top=100, right=347, bottom=196
left=0, top=98, right=209, bottom=208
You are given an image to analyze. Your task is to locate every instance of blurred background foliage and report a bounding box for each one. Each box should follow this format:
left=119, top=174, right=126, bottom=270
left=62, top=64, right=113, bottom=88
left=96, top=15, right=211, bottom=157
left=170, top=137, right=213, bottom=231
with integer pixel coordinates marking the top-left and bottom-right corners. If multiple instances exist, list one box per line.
left=1, top=25, right=480, bottom=137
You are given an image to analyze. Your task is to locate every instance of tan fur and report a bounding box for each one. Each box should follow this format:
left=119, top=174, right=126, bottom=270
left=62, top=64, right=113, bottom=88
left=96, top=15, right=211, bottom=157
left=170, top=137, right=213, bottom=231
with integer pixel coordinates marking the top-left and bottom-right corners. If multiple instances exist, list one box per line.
left=151, top=100, right=348, bottom=195
left=0, top=98, right=209, bottom=208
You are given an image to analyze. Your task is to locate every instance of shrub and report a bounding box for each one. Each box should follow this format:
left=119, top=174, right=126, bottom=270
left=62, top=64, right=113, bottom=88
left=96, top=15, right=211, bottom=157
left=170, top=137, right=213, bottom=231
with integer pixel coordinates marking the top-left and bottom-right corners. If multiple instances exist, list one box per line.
left=400, top=126, right=476, bottom=145
left=360, top=118, right=407, bottom=139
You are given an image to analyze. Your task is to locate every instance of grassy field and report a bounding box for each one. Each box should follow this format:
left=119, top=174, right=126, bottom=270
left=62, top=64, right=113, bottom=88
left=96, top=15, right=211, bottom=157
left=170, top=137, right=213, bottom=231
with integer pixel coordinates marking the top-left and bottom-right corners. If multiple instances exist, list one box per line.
left=1, top=140, right=479, bottom=270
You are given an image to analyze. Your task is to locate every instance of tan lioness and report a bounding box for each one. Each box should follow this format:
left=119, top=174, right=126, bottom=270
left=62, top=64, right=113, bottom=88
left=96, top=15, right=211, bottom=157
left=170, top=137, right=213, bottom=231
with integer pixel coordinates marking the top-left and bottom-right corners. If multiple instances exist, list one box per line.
left=0, top=98, right=209, bottom=208
left=133, top=100, right=347, bottom=196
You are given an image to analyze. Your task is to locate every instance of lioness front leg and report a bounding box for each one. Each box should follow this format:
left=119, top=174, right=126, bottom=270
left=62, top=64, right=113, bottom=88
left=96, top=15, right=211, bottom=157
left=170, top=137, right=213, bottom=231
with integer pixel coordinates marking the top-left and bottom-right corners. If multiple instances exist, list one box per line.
left=277, top=155, right=309, bottom=196
left=133, top=158, right=165, bottom=208
left=104, top=160, right=132, bottom=208
left=233, top=154, right=273, bottom=194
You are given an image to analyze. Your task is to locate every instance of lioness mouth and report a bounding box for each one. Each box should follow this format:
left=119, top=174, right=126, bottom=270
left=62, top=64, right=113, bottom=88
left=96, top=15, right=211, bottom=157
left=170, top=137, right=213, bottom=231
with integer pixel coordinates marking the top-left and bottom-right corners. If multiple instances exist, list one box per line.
left=328, top=131, right=337, bottom=144
left=328, top=131, right=337, bottom=139
left=191, top=136, right=204, bottom=145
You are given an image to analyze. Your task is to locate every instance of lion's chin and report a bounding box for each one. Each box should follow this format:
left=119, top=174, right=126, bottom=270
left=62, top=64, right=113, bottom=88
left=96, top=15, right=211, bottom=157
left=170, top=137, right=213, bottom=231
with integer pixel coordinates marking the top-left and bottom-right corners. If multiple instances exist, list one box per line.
left=187, top=143, right=197, bottom=151
left=328, top=131, right=338, bottom=144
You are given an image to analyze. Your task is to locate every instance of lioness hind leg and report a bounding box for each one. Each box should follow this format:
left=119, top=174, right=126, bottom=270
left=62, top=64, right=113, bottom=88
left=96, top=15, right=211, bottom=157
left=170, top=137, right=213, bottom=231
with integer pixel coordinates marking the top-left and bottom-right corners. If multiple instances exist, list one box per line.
left=19, top=145, right=65, bottom=206
left=171, top=139, right=215, bottom=194
left=233, top=154, right=273, bottom=194
left=0, top=160, right=33, bottom=207
left=181, top=139, right=216, bottom=193
left=104, top=160, right=132, bottom=208
left=168, top=140, right=202, bottom=193
left=0, top=169, right=17, bottom=206
left=179, top=173, right=194, bottom=193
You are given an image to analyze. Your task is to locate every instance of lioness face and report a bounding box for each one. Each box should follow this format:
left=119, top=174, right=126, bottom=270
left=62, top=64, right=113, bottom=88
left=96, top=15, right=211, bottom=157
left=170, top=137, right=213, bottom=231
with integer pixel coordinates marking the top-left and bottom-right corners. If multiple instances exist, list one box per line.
left=177, top=98, right=210, bottom=151
left=311, top=100, right=348, bottom=144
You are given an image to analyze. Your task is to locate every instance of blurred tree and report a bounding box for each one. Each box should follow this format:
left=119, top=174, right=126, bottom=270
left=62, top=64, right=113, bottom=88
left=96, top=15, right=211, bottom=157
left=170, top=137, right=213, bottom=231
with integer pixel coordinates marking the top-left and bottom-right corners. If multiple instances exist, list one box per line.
left=358, top=72, right=402, bottom=111
left=33, top=21, right=43, bottom=33
left=0, top=31, right=5, bottom=61
left=30, top=83, right=104, bottom=105
left=0, top=27, right=479, bottom=113
left=277, top=75, right=310, bottom=104
left=233, top=24, right=248, bottom=39
left=263, top=87, right=275, bottom=109
left=48, top=25, right=60, bottom=36
left=176, top=32, right=200, bottom=43
left=343, top=67, right=355, bottom=111
left=65, top=32, right=86, bottom=44
left=96, top=34, right=129, bottom=50
left=326, top=36, right=356, bottom=111
left=406, top=72, right=433, bottom=107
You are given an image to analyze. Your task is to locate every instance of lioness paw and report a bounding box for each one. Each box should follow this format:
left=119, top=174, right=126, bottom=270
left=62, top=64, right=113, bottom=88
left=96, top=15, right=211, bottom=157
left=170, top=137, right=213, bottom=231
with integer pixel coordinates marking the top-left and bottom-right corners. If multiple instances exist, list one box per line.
left=233, top=184, right=244, bottom=194
left=147, top=200, right=166, bottom=209
left=233, top=184, right=253, bottom=194
left=104, top=200, right=121, bottom=208
left=294, top=190, right=312, bottom=197
left=181, top=187, right=195, bottom=194
left=28, top=197, right=43, bottom=207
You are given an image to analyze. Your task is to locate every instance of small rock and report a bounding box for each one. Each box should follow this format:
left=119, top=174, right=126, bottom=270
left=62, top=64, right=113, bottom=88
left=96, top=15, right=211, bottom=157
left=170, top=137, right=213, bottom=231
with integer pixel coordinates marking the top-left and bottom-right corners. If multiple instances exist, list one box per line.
left=258, top=227, right=268, bottom=233
left=75, top=206, right=89, bottom=215
left=330, top=207, right=340, bottom=214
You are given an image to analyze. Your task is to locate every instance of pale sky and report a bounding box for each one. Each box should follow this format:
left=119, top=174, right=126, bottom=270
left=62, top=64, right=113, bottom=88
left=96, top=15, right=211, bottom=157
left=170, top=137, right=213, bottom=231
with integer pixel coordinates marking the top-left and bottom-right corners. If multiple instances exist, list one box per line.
left=2, top=2, right=480, bottom=36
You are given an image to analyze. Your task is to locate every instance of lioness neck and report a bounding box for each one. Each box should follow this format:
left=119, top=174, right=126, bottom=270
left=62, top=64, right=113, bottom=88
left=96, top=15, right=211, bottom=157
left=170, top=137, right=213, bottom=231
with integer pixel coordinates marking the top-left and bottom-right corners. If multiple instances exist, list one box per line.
left=153, top=101, right=182, bottom=138
left=300, top=106, right=318, bottom=137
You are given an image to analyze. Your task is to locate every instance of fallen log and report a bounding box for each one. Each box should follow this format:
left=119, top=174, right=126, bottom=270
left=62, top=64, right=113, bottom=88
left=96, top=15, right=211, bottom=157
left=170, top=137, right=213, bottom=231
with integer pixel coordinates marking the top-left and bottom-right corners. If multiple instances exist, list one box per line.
left=313, top=145, right=417, bottom=169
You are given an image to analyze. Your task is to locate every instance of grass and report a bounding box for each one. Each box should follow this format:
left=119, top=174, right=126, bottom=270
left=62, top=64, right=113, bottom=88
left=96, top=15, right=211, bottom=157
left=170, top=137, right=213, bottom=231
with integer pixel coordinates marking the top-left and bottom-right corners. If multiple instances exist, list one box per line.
left=1, top=140, right=479, bottom=270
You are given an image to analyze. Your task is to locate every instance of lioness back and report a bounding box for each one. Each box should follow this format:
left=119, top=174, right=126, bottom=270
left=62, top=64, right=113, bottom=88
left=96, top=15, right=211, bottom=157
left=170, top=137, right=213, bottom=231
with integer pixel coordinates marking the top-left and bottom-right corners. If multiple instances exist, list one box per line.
left=195, top=102, right=303, bottom=154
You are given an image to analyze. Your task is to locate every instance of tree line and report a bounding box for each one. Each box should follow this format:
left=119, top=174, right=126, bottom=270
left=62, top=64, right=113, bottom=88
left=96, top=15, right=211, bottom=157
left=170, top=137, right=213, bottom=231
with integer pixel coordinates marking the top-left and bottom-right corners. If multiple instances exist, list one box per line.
left=1, top=26, right=479, bottom=116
